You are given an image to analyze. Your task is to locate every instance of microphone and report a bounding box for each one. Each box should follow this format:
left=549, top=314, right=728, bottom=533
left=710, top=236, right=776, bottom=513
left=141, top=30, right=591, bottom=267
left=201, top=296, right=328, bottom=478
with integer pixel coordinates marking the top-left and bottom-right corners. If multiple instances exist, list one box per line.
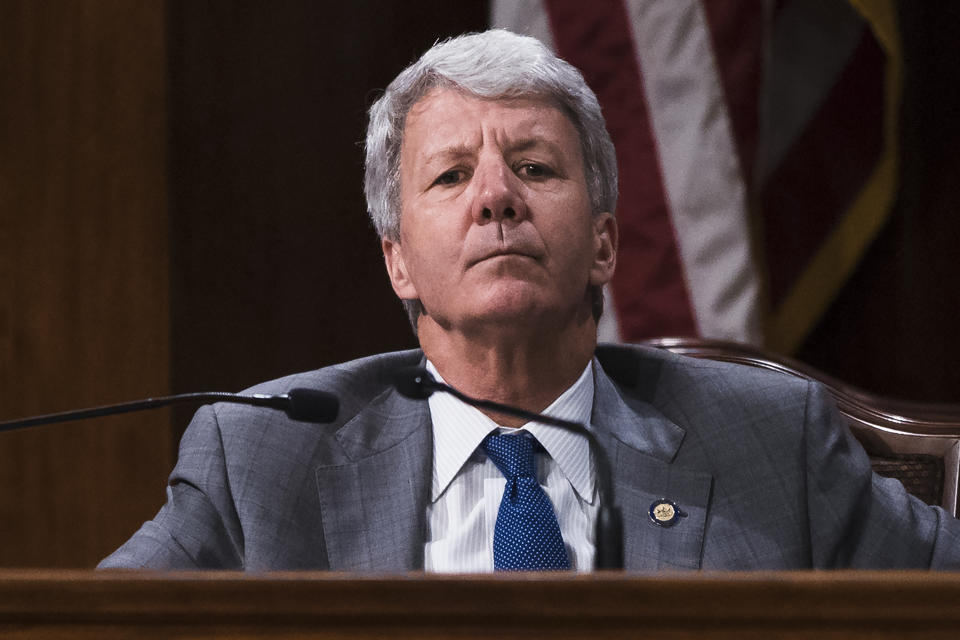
left=0, top=388, right=339, bottom=434
left=392, top=366, right=623, bottom=570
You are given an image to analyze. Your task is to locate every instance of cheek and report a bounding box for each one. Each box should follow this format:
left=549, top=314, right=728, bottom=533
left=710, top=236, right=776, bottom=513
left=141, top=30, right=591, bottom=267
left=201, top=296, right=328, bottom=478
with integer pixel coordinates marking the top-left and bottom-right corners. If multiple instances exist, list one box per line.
left=400, top=227, right=460, bottom=289
left=542, top=207, right=596, bottom=263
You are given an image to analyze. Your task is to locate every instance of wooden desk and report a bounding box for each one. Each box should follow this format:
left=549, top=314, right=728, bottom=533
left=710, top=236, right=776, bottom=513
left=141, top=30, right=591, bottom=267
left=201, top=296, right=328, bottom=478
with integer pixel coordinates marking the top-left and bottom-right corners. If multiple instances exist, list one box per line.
left=1, top=570, right=959, bottom=638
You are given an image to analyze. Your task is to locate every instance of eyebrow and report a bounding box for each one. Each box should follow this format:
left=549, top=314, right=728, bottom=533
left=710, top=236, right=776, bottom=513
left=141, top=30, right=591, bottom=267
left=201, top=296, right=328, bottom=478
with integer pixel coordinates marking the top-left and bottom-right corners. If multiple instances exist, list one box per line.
left=421, top=144, right=475, bottom=167
left=422, top=137, right=567, bottom=166
left=506, top=137, right=566, bottom=157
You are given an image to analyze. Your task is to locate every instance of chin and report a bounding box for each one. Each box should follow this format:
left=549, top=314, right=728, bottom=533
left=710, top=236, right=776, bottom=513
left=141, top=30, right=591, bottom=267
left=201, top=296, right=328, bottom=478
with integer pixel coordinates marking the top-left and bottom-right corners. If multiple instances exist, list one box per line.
left=477, top=286, right=547, bottom=317
left=424, top=282, right=585, bottom=332
left=468, top=298, right=574, bottom=332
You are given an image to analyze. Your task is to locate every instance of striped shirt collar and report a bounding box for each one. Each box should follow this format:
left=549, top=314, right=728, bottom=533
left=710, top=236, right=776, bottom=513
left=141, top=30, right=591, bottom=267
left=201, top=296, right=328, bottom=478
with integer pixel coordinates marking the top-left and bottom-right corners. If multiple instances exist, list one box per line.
left=426, top=360, right=595, bottom=504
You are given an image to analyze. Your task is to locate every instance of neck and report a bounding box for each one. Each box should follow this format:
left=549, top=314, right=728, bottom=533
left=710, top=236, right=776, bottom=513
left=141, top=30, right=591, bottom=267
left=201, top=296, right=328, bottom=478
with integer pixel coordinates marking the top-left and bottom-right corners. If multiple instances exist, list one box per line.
left=418, top=316, right=597, bottom=428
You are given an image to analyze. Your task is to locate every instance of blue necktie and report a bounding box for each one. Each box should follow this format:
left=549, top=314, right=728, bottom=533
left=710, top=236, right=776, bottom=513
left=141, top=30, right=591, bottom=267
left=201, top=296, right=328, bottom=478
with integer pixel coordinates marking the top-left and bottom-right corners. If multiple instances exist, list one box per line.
left=483, top=432, right=571, bottom=571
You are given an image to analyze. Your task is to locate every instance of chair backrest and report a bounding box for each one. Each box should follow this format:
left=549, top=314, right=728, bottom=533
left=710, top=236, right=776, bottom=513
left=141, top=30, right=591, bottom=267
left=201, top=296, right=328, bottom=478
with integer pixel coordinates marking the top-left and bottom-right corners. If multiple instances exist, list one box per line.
left=641, top=337, right=960, bottom=517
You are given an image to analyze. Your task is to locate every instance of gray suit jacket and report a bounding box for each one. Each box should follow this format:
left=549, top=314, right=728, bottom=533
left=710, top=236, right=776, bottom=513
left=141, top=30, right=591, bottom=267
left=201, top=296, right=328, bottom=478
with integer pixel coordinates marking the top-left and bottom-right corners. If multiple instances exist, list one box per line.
left=100, top=344, right=960, bottom=570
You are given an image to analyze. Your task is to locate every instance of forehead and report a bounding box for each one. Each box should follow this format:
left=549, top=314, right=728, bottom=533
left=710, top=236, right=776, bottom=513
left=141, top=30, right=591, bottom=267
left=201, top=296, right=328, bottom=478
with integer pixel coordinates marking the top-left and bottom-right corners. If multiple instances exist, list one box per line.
left=401, top=88, right=582, bottom=160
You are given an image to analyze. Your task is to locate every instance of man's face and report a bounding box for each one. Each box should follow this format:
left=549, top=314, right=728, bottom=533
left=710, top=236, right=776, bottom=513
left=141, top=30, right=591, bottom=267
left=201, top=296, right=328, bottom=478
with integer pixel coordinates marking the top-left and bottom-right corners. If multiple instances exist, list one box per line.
left=382, top=88, right=616, bottom=336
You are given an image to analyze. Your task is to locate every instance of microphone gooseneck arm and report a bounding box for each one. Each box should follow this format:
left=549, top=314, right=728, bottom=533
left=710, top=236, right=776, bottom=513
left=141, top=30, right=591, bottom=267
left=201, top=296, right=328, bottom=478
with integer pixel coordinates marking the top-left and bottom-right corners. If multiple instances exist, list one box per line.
left=0, top=389, right=339, bottom=433
left=438, top=382, right=584, bottom=432
left=395, top=367, right=623, bottom=570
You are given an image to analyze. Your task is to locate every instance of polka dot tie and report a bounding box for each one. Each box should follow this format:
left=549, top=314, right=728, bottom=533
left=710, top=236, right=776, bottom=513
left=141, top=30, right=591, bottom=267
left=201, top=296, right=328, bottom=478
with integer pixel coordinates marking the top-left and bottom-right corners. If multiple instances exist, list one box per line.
left=482, top=433, right=571, bottom=571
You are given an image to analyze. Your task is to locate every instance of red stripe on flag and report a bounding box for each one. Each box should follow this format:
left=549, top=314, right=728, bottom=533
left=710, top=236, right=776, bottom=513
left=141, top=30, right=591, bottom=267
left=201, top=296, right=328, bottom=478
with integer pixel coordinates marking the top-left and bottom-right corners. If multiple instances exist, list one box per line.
left=545, top=0, right=698, bottom=339
left=761, top=30, right=885, bottom=306
left=701, top=0, right=764, bottom=187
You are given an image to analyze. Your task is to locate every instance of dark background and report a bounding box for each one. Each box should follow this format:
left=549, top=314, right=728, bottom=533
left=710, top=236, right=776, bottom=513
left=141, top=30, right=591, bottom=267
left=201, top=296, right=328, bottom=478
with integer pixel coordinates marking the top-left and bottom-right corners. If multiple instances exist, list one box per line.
left=798, top=2, right=960, bottom=402
left=0, top=1, right=957, bottom=567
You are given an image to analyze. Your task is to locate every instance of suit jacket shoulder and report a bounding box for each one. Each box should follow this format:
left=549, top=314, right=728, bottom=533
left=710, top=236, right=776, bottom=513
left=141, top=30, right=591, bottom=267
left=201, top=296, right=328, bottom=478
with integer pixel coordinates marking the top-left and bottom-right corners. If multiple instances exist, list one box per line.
left=100, top=349, right=431, bottom=570
left=595, top=343, right=960, bottom=569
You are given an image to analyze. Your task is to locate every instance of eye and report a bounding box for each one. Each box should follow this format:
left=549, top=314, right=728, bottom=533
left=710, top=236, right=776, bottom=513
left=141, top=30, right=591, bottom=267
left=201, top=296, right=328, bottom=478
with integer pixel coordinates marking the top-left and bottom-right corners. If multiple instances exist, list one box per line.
left=516, top=163, right=554, bottom=179
left=432, top=169, right=466, bottom=187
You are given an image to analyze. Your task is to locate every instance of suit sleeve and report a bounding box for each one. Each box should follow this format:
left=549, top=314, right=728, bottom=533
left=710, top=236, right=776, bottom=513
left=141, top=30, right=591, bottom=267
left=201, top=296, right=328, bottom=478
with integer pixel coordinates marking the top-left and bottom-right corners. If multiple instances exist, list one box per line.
left=803, top=381, right=960, bottom=568
left=98, top=404, right=244, bottom=569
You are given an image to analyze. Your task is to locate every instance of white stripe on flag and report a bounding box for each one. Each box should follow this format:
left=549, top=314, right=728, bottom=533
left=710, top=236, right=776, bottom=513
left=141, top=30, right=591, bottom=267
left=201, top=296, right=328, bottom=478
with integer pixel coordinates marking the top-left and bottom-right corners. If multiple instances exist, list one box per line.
left=624, top=0, right=762, bottom=344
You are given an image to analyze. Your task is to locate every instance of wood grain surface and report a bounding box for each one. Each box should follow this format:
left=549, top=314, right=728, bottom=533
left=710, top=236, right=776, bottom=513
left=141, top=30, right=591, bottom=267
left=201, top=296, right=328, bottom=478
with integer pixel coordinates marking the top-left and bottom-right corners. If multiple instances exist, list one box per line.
left=1, top=570, right=958, bottom=639
left=0, top=0, right=172, bottom=567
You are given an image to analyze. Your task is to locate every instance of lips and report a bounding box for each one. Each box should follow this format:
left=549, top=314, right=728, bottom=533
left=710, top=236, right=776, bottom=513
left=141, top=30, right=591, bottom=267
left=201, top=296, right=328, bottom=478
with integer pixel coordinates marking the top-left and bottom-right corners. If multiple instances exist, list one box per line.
left=467, top=245, right=543, bottom=267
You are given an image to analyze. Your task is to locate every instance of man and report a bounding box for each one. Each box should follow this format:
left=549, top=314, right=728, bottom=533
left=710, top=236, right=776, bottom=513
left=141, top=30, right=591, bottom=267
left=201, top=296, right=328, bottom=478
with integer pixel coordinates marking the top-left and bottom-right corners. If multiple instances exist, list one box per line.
left=101, top=30, right=960, bottom=571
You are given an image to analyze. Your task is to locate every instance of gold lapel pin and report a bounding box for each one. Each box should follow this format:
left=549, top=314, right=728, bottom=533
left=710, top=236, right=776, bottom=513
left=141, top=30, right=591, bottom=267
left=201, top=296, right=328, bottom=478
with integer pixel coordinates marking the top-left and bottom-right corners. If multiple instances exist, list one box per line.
left=649, top=499, right=683, bottom=527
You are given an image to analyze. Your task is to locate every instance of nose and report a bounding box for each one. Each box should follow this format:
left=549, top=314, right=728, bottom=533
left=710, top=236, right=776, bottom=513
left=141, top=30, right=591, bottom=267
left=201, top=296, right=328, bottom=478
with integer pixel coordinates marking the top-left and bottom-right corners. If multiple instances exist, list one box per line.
left=471, top=158, right=527, bottom=225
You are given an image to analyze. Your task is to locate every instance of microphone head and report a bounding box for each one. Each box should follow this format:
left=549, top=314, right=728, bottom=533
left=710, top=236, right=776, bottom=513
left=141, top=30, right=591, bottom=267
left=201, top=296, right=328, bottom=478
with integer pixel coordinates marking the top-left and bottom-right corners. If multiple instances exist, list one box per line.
left=285, top=389, right=339, bottom=423
left=392, top=366, right=436, bottom=400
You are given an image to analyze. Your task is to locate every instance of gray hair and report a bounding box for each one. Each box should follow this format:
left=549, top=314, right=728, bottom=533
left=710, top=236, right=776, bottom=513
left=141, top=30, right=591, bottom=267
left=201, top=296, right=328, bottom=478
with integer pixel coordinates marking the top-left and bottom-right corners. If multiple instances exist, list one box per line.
left=364, top=29, right=618, bottom=326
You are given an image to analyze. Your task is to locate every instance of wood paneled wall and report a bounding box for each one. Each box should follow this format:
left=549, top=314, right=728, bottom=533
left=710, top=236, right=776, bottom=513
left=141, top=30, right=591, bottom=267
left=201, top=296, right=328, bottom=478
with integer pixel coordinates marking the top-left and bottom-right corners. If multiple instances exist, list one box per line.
left=0, top=1, right=171, bottom=566
left=0, top=0, right=486, bottom=567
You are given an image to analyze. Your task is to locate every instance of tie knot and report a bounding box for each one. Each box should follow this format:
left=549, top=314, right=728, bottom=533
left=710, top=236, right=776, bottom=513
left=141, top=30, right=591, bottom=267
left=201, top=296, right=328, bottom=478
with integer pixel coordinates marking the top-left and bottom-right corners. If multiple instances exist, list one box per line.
left=483, top=432, right=537, bottom=479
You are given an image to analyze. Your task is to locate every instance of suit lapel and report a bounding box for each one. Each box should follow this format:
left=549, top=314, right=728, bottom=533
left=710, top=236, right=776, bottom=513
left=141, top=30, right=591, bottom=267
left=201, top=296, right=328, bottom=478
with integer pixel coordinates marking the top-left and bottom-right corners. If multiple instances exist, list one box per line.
left=315, top=389, right=432, bottom=571
left=593, top=361, right=713, bottom=570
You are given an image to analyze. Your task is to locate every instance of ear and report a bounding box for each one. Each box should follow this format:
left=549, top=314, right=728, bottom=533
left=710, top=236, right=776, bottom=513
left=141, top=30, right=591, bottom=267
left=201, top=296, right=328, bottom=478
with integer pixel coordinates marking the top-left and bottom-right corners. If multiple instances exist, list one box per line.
left=588, top=212, right=618, bottom=287
left=382, top=237, right=420, bottom=300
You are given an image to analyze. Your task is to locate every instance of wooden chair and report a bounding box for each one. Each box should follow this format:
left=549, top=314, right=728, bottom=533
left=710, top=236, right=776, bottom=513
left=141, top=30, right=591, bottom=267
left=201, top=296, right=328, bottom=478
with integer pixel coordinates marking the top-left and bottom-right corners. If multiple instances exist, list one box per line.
left=641, top=337, right=960, bottom=517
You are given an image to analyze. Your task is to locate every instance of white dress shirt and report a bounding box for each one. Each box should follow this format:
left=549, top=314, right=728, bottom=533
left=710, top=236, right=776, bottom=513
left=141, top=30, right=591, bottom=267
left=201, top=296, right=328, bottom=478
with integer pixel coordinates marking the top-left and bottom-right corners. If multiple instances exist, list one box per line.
left=423, top=361, right=598, bottom=572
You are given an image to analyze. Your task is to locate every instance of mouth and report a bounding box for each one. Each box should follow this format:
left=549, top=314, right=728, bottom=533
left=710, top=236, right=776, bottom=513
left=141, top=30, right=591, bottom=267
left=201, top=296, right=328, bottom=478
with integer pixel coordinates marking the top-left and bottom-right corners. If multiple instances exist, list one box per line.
left=468, top=248, right=541, bottom=267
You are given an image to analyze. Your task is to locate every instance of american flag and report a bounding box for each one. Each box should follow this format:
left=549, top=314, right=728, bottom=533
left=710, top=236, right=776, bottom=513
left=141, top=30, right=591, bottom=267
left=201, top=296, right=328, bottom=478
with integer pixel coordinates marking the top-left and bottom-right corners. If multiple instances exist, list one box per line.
left=493, top=0, right=900, bottom=354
